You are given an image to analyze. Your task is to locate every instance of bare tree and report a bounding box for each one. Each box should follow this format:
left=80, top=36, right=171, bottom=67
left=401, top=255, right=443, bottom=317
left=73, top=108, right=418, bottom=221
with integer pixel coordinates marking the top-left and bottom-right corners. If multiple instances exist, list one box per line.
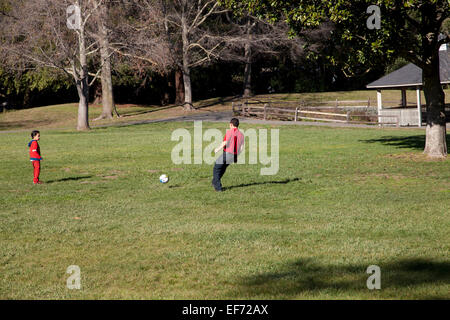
left=219, top=11, right=333, bottom=97
left=109, top=0, right=228, bottom=110
left=0, top=0, right=104, bottom=130
left=92, top=0, right=119, bottom=120
left=108, top=0, right=172, bottom=83
left=130, top=0, right=226, bottom=110
left=160, top=0, right=229, bottom=110
left=222, top=16, right=299, bottom=97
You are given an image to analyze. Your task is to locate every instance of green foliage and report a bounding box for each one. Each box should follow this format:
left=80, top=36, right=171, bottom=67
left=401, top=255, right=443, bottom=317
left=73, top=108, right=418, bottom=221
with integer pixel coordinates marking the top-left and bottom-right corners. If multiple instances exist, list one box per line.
left=442, top=18, right=450, bottom=33
left=223, top=0, right=449, bottom=70
left=0, top=67, right=74, bottom=108
left=385, top=57, right=410, bottom=75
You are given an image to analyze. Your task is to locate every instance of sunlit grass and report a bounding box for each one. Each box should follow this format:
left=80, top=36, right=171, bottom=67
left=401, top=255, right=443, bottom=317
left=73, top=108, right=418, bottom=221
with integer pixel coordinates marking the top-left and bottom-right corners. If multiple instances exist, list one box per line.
left=0, top=121, right=449, bottom=299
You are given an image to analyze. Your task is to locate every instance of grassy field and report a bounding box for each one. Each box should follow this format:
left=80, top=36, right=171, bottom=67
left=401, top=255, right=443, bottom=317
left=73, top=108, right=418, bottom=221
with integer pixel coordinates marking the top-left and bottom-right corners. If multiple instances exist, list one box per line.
left=2, top=89, right=450, bottom=132
left=0, top=115, right=449, bottom=299
left=0, top=98, right=232, bottom=132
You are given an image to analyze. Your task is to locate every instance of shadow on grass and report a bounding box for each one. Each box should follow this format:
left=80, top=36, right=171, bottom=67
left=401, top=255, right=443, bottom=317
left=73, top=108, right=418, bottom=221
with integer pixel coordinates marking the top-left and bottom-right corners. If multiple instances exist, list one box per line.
left=119, top=105, right=181, bottom=117
left=0, top=119, right=52, bottom=131
left=45, top=175, right=94, bottom=184
left=360, top=134, right=450, bottom=151
left=194, top=95, right=241, bottom=110
left=117, top=95, right=240, bottom=118
left=236, top=257, right=450, bottom=299
left=223, top=178, right=300, bottom=191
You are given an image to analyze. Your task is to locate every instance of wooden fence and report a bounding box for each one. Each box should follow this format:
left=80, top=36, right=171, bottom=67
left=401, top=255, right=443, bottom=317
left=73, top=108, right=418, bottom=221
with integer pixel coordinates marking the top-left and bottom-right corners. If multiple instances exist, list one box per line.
left=232, top=100, right=399, bottom=127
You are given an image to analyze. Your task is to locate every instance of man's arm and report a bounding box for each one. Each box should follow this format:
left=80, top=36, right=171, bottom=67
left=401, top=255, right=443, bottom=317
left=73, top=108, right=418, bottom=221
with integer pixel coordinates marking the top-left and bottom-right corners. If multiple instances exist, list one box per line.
left=214, top=140, right=227, bottom=153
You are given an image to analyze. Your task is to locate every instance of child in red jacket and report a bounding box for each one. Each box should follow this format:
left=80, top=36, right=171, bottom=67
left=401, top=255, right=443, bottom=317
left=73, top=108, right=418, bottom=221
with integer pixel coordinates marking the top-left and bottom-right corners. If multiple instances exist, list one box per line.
left=28, top=130, right=43, bottom=184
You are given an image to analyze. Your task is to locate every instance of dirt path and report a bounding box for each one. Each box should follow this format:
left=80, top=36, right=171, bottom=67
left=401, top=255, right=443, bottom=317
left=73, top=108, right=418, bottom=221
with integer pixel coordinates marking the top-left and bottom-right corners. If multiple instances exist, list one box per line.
left=93, top=111, right=443, bottom=130
left=2, top=110, right=448, bottom=133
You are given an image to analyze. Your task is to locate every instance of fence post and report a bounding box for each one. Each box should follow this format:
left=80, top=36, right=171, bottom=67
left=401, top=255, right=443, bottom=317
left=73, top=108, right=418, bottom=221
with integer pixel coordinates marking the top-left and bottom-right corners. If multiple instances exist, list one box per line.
left=232, top=102, right=235, bottom=114
left=367, top=98, right=370, bottom=108
left=264, top=104, right=267, bottom=120
left=346, top=111, right=351, bottom=123
left=335, top=99, right=338, bottom=108
left=295, top=107, right=299, bottom=122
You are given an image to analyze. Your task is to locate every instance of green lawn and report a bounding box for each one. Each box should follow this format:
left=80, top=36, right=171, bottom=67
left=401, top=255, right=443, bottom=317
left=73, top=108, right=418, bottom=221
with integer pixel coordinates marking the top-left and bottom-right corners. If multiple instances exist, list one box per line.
left=0, top=121, right=449, bottom=299
left=2, top=88, right=449, bottom=132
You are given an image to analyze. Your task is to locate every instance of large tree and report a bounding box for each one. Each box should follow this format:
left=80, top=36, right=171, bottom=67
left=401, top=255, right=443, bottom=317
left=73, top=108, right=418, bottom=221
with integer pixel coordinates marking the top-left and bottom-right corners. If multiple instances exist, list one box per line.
left=161, top=0, right=229, bottom=110
left=220, top=10, right=332, bottom=97
left=92, top=0, right=120, bottom=120
left=0, top=0, right=105, bottom=130
left=225, top=0, right=449, bottom=157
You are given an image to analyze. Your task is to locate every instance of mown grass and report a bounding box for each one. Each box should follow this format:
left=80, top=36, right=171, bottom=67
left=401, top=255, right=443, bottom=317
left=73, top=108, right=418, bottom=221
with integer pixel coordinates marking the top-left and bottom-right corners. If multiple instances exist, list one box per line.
left=0, top=120, right=449, bottom=299
left=0, top=97, right=233, bottom=132
left=2, top=89, right=449, bottom=132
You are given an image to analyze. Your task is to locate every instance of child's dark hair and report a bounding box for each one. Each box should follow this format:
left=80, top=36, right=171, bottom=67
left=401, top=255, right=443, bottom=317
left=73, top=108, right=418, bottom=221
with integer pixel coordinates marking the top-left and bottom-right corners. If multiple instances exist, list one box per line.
left=31, top=130, right=40, bottom=139
left=230, top=118, right=239, bottom=128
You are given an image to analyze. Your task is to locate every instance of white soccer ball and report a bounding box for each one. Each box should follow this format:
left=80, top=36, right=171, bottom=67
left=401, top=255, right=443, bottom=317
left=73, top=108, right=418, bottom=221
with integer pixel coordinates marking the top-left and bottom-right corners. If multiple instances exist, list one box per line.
left=159, top=174, right=169, bottom=183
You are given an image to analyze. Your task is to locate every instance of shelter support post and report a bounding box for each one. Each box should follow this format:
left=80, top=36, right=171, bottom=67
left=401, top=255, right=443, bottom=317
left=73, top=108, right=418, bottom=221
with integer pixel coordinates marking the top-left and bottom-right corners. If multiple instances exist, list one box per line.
left=401, top=89, right=407, bottom=107
left=377, top=90, right=382, bottom=126
left=416, top=86, right=422, bottom=128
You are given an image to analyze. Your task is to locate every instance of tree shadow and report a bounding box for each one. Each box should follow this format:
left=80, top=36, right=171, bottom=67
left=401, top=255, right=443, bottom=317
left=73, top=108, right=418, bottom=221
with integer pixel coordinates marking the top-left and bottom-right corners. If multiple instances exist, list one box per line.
left=194, top=95, right=241, bottom=110
left=223, top=178, right=300, bottom=191
left=119, top=105, right=181, bottom=117
left=0, top=119, right=52, bottom=131
left=360, top=134, right=450, bottom=151
left=234, top=257, right=450, bottom=299
left=117, top=95, right=240, bottom=118
left=45, top=175, right=94, bottom=184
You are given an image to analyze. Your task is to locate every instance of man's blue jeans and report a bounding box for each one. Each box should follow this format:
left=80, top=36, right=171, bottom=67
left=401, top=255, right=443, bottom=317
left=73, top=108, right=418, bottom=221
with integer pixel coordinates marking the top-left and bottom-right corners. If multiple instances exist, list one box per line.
left=212, top=151, right=237, bottom=191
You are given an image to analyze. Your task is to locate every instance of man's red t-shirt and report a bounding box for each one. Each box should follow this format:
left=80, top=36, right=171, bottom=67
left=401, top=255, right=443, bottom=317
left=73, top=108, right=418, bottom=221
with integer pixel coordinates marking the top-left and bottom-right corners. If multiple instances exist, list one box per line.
left=223, top=127, right=244, bottom=155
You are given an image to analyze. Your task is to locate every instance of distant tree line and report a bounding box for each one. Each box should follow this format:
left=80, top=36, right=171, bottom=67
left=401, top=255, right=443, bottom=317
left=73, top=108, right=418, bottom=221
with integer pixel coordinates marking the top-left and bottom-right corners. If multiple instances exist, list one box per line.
left=0, top=0, right=393, bottom=117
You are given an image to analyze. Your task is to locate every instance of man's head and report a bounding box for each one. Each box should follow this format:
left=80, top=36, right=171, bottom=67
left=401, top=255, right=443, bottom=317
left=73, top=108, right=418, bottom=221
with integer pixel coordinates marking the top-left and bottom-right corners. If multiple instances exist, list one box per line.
left=31, top=130, right=40, bottom=140
left=230, top=118, right=239, bottom=129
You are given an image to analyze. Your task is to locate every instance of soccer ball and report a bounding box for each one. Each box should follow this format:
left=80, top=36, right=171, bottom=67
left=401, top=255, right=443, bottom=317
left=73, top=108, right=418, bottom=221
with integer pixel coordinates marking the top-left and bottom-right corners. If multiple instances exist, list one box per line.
left=159, top=174, right=169, bottom=183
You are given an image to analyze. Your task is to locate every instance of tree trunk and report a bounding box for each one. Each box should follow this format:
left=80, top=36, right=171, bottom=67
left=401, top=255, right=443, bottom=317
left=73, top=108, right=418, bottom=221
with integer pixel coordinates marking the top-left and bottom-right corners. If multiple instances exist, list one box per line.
left=92, top=82, right=102, bottom=105
left=421, top=4, right=447, bottom=158
left=182, top=64, right=193, bottom=110
left=243, top=42, right=252, bottom=98
left=175, top=69, right=185, bottom=105
left=76, top=77, right=90, bottom=131
left=95, top=3, right=118, bottom=120
left=98, top=47, right=117, bottom=119
left=77, top=25, right=90, bottom=131
left=422, top=57, right=447, bottom=157
left=181, top=7, right=194, bottom=111
left=243, top=20, right=253, bottom=98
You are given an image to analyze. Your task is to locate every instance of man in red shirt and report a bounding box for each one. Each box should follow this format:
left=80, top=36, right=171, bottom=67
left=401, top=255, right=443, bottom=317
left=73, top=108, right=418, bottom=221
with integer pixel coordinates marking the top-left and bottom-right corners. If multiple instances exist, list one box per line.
left=212, top=118, right=244, bottom=192
left=28, top=130, right=43, bottom=184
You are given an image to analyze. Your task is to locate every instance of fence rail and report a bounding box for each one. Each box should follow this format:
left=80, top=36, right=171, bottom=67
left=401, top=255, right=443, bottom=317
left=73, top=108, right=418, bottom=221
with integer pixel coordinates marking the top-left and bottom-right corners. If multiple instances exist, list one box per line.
left=232, top=101, right=399, bottom=127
